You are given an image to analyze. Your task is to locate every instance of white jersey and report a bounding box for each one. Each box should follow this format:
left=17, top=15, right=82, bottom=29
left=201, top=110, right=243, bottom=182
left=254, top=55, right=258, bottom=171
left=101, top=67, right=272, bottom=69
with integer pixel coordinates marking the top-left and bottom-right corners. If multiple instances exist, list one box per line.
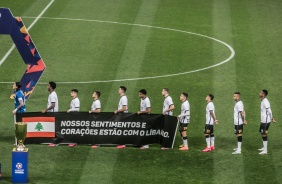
left=118, top=95, right=128, bottom=113
left=234, top=100, right=244, bottom=125
left=91, top=99, right=101, bottom=110
left=47, top=91, right=58, bottom=112
left=261, top=98, right=272, bottom=123
left=163, top=96, right=173, bottom=116
left=180, top=100, right=190, bottom=123
left=206, top=102, right=215, bottom=125
left=69, top=97, right=80, bottom=112
left=140, top=97, right=151, bottom=112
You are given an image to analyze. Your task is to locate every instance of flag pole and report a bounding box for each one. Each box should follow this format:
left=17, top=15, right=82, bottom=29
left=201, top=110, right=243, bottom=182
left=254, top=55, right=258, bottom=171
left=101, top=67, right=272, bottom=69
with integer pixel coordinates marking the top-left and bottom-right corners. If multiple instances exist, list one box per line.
left=14, top=114, right=17, bottom=145
left=171, top=119, right=179, bottom=149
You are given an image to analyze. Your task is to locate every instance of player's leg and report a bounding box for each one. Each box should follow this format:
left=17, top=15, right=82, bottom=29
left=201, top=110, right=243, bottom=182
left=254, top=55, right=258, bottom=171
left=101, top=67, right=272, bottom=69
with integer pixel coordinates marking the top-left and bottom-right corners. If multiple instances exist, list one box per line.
left=179, top=123, right=184, bottom=148
left=233, top=125, right=238, bottom=151
left=232, top=134, right=242, bottom=154
left=237, top=125, right=243, bottom=151
left=259, top=133, right=268, bottom=154
left=179, top=124, right=188, bottom=150
left=233, top=125, right=243, bottom=154
left=203, top=125, right=211, bottom=152
left=237, top=134, right=242, bottom=150
left=210, top=126, right=215, bottom=150
left=210, top=134, right=215, bottom=150
left=259, top=123, right=270, bottom=154
left=202, top=134, right=211, bottom=152
left=258, top=123, right=264, bottom=151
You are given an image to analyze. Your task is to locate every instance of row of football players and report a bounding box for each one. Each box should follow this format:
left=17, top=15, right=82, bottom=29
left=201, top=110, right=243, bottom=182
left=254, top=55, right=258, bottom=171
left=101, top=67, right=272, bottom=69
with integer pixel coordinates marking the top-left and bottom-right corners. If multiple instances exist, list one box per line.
left=12, top=82, right=275, bottom=154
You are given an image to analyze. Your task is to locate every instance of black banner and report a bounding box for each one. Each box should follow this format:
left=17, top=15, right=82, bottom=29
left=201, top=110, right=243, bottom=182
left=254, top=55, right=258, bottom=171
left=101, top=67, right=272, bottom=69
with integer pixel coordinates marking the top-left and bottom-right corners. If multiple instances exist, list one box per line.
left=16, top=112, right=178, bottom=148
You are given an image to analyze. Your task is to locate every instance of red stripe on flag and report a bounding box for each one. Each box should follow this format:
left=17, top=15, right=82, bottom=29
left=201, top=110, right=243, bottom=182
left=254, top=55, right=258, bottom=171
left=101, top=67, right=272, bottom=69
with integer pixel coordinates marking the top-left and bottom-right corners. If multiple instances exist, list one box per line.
left=22, top=117, right=55, bottom=123
left=26, top=132, right=55, bottom=138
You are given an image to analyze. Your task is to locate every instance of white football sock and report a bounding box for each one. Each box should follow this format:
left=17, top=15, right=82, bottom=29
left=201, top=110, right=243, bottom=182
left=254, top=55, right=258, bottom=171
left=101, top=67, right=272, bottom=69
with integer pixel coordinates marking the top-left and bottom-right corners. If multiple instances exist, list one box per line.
left=183, top=139, right=188, bottom=147
left=238, top=142, right=242, bottom=150
left=210, top=136, right=215, bottom=146
left=206, top=137, right=211, bottom=148
left=263, top=141, right=268, bottom=150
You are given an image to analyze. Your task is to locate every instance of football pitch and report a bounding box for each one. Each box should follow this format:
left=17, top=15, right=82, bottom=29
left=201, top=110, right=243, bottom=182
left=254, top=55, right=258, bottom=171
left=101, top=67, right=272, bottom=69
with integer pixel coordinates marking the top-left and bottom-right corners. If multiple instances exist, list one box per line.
left=1, top=0, right=282, bottom=183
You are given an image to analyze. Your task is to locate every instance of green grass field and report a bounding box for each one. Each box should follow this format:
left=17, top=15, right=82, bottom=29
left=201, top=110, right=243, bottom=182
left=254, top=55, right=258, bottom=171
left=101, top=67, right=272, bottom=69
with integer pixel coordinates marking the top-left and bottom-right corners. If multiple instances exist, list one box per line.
left=1, top=0, right=282, bottom=183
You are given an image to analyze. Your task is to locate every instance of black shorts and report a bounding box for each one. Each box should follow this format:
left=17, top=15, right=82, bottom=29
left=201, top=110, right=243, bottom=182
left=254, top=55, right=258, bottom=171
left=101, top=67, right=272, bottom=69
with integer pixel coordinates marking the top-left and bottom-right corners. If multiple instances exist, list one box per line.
left=179, top=123, right=188, bottom=132
left=259, top=123, right=270, bottom=134
left=234, top=125, right=243, bottom=134
left=204, top=124, right=214, bottom=134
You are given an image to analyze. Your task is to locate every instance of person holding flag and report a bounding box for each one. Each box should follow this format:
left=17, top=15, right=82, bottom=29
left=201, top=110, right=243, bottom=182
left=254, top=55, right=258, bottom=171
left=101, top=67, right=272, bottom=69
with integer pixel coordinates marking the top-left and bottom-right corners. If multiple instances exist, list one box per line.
left=89, top=91, right=101, bottom=149
left=161, top=88, right=174, bottom=150
left=41, top=81, right=59, bottom=147
left=12, top=82, right=26, bottom=145
left=67, top=89, right=80, bottom=147
left=137, top=89, right=151, bottom=149
left=114, top=86, right=128, bottom=149
left=41, top=81, right=58, bottom=113
left=178, top=92, right=190, bottom=151
left=12, top=82, right=26, bottom=114
left=67, top=89, right=80, bottom=113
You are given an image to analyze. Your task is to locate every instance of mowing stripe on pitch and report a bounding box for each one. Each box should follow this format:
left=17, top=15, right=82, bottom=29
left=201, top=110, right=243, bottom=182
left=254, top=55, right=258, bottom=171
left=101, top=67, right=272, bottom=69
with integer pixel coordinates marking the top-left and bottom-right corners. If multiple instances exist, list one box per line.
left=211, top=1, right=246, bottom=183
left=102, top=0, right=160, bottom=111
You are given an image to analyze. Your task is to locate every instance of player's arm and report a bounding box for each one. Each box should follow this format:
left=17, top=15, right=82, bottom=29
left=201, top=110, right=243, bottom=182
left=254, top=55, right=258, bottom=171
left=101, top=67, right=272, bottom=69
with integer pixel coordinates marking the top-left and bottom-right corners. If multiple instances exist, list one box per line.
left=90, top=101, right=101, bottom=113
left=137, top=107, right=151, bottom=114
left=163, top=104, right=175, bottom=115
left=177, top=110, right=190, bottom=119
left=240, top=111, right=247, bottom=125
left=89, top=108, right=101, bottom=113
left=266, top=107, right=275, bottom=123
left=114, top=105, right=127, bottom=114
left=42, top=102, right=55, bottom=113
left=118, top=105, right=127, bottom=113
left=12, top=99, right=24, bottom=114
left=210, top=110, right=218, bottom=124
left=67, top=101, right=80, bottom=112
left=67, top=106, right=80, bottom=112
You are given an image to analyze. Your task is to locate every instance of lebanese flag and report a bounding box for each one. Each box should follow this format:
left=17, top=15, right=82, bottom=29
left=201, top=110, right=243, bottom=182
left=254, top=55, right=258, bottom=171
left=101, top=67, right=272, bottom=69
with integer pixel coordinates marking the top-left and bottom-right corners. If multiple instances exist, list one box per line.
left=22, top=117, right=55, bottom=138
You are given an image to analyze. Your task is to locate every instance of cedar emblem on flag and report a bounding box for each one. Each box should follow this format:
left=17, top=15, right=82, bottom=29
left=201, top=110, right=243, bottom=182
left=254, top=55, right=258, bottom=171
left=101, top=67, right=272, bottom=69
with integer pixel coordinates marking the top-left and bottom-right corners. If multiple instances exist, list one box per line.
left=22, top=117, right=55, bottom=138
left=35, top=122, right=44, bottom=131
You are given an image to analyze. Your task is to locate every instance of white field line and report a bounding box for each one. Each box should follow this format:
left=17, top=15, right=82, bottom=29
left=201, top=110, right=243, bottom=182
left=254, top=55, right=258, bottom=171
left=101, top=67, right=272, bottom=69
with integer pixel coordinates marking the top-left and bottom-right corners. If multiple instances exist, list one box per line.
left=0, top=16, right=235, bottom=84
left=0, top=0, right=55, bottom=66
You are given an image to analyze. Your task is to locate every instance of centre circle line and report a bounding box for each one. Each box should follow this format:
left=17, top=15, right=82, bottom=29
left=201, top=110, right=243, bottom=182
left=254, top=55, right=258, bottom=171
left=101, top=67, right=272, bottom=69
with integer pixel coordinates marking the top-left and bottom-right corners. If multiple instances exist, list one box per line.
left=6, top=16, right=235, bottom=84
